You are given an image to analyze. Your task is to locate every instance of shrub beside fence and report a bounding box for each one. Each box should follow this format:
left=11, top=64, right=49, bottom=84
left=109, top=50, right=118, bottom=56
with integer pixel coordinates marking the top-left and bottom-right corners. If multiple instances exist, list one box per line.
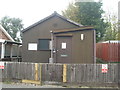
left=2, top=62, right=119, bottom=87
left=96, top=43, right=120, bottom=62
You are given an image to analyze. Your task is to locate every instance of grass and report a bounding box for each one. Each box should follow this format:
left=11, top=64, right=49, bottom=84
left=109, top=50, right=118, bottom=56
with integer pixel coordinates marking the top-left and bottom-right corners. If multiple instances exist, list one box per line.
left=96, top=58, right=120, bottom=64
left=3, top=80, right=13, bottom=84
left=96, top=58, right=108, bottom=64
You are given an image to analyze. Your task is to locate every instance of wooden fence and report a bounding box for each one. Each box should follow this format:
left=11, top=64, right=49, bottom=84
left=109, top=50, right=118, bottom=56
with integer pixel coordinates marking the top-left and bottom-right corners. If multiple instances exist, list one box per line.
left=96, top=43, right=120, bottom=62
left=2, top=62, right=119, bottom=87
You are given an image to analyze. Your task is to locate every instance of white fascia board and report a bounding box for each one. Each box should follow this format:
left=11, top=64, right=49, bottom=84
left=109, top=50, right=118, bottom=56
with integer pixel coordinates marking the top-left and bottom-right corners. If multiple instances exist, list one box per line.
left=0, top=39, right=5, bottom=43
left=0, top=25, right=14, bottom=41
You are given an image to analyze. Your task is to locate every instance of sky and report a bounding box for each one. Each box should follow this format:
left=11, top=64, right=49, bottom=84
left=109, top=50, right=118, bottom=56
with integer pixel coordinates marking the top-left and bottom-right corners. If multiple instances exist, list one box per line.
left=0, top=0, right=119, bottom=28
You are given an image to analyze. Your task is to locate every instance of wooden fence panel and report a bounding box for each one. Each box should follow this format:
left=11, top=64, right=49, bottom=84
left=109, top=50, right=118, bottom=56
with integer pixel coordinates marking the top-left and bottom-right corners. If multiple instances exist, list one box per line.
left=114, top=64, right=118, bottom=83
left=16, top=62, right=20, bottom=79
left=2, top=62, right=7, bottom=79
left=2, top=62, right=119, bottom=86
left=83, top=64, right=88, bottom=83
left=26, top=63, right=31, bottom=80
left=7, top=63, right=12, bottom=79
left=42, top=64, right=47, bottom=81
left=19, top=62, right=23, bottom=79
left=65, top=64, right=118, bottom=84
left=42, top=64, right=63, bottom=82
left=87, top=64, right=93, bottom=82
left=55, top=64, right=63, bottom=82
left=96, top=43, right=119, bottom=62
left=11, top=62, right=16, bottom=79
left=75, top=64, right=81, bottom=83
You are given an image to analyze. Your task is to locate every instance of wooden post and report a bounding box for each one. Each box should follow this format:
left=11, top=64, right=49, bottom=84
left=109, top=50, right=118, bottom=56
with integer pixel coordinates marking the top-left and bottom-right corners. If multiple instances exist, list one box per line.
left=35, top=63, right=38, bottom=81
left=1, top=43, right=5, bottom=59
left=63, top=64, right=67, bottom=82
left=40, top=63, right=42, bottom=85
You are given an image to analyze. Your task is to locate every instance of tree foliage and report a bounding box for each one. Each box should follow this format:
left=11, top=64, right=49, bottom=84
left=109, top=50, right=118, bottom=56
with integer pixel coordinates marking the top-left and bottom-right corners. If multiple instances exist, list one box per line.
left=62, top=1, right=108, bottom=42
left=62, top=3, right=79, bottom=23
left=0, top=16, right=24, bottom=42
left=102, top=14, right=118, bottom=40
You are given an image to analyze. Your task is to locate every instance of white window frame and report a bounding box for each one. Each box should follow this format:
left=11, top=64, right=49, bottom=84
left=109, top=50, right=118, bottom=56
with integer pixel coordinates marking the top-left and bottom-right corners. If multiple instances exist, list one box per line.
left=28, top=43, right=37, bottom=50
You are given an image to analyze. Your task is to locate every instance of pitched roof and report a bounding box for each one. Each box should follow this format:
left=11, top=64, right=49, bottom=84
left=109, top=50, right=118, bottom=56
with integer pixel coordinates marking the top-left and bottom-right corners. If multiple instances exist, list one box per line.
left=0, top=25, right=14, bottom=41
left=22, top=11, right=83, bottom=33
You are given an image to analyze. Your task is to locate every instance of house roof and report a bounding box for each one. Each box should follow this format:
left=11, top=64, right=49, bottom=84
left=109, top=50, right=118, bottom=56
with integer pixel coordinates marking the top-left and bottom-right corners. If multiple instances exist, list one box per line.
left=22, top=11, right=83, bottom=33
left=0, top=25, right=14, bottom=41
left=4, top=40, right=22, bottom=45
left=53, top=26, right=94, bottom=34
left=99, top=40, right=120, bottom=43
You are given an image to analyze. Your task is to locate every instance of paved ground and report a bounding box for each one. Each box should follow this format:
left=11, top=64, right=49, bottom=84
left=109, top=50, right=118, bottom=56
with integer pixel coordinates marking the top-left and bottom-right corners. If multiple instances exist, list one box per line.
left=1, top=82, right=120, bottom=89
left=1, top=83, right=65, bottom=88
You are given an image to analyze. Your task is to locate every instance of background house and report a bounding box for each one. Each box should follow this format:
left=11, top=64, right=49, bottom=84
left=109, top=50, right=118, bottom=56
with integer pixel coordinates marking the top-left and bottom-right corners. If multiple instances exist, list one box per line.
left=0, top=25, right=22, bottom=61
left=22, top=12, right=95, bottom=63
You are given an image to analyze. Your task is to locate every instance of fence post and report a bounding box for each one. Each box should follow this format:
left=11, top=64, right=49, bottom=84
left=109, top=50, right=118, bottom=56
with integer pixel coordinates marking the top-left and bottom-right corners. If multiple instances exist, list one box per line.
left=22, top=63, right=41, bottom=85
left=40, top=63, right=42, bottom=85
left=63, top=64, right=67, bottom=83
left=35, top=63, right=38, bottom=81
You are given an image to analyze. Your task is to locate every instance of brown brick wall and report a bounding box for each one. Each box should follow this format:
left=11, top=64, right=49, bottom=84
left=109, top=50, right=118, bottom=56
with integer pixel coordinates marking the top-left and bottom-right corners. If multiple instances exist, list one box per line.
left=0, top=29, right=10, bottom=40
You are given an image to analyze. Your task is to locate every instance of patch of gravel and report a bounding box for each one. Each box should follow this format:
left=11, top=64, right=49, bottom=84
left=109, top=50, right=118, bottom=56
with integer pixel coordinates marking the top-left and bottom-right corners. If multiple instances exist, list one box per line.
left=2, top=82, right=65, bottom=88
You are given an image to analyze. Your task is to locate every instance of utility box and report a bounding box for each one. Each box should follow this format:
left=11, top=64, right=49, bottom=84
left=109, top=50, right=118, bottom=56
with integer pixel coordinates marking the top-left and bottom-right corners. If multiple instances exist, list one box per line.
left=49, top=58, right=53, bottom=63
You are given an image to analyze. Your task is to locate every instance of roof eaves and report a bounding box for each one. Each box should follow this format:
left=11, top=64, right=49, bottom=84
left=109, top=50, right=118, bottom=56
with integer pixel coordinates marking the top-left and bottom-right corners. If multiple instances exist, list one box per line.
left=4, top=40, right=22, bottom=45
left=55, top=13, right=83, bottom=27
left=53, top=26, right=94, bottom=34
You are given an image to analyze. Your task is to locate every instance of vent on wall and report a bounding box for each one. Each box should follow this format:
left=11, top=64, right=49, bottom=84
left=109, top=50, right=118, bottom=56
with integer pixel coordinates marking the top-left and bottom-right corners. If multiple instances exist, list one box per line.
left=81, top=34, right=84, bottom=40
left=52, top=23, right=58, bottom=27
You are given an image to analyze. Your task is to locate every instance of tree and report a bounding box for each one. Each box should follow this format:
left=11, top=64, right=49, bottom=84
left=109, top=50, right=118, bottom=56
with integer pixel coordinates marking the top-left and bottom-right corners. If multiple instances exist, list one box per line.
left=62, top=1, right=108, bottom=42
left=0, top=16, right=24, bottom=42
left=102, top=13, right=118, bottom=40
left=62, top=3, right=80, bottom=23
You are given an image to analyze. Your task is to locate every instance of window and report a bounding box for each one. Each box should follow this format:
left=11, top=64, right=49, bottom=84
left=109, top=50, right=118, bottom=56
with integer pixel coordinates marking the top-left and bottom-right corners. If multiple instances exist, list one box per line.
left=28, top=43, right=37, bottom=50
left=38, top=39, right=51, bottom=50
left=61, top=42, right=66, bottom=49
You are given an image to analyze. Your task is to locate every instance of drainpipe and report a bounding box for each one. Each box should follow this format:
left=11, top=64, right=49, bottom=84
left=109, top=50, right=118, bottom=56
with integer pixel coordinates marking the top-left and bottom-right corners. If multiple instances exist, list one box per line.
left=93, top=30, right=96, bottom=82
left=50, top=31, right=53, bottom=63
left=94, top=30, right=96, bottom=64
left=10, top=44, right=13, bottom=58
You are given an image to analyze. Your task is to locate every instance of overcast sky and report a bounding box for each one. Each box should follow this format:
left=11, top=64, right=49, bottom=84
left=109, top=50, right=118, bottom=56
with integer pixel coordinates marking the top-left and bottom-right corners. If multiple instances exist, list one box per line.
left=0, top=0, right=119, bottom=28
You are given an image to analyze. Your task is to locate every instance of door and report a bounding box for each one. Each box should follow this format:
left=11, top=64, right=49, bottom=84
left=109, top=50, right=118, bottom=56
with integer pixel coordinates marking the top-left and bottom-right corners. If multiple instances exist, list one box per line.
left=55, top=36, right=72, bottom=63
